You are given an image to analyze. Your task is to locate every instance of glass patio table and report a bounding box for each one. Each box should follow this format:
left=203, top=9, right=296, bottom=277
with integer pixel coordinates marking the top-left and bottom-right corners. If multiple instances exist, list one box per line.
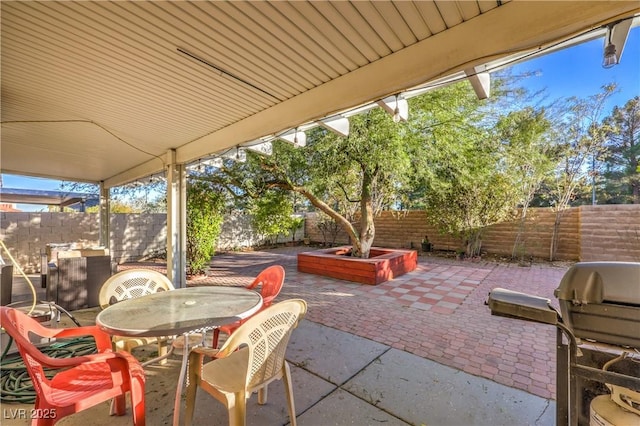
left=96, top=286, right=263, bottom=426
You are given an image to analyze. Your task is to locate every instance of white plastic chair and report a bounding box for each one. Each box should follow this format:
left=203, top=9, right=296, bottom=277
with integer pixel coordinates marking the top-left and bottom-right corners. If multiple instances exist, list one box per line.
left=184, top=299, right=307, bottom=426
left=99, top=268, right=175, bottom=363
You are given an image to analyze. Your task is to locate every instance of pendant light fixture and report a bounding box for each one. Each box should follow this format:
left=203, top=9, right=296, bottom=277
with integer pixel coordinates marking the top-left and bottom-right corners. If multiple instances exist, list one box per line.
left=602, top=23, right=617, bottom=69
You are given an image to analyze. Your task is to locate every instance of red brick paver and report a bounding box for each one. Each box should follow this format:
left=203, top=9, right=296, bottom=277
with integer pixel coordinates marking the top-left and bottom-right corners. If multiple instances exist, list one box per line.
left=122, top=246, right=568, bottom=400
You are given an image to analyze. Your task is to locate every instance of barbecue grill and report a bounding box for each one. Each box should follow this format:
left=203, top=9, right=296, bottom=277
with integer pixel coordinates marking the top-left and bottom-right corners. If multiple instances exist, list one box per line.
left=487, top=261, right=640, bottom=425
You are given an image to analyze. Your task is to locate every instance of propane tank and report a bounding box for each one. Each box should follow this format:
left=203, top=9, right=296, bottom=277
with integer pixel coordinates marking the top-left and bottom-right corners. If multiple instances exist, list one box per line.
left=590, top=385, right=640, bottom=426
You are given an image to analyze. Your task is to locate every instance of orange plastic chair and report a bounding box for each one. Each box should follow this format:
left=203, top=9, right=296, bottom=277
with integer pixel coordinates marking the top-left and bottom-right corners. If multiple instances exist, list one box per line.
left=0, top=306, right=146, bottom=426
left=184, top=299, right=307, bottom=426
left=211, top=265, right=285, bottom=348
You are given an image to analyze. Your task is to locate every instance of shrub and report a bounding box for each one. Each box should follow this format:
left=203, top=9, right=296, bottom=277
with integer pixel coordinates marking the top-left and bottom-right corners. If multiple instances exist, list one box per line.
left=186, top=180, right=224, bottom=275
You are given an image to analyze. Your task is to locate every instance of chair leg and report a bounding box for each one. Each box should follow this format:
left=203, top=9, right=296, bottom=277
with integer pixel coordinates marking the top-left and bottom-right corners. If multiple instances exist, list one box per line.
left=34, top=416, right=56, bottom=426
left=212, top=328, right=220, bottom=348
left=228, top=392, right=247, bottom=426
left=184, top=351, right=203, bottom=426
left=257, top=384, right=269, bottom=405
left=184, top=382, right=198, bottom=426
left=283, top=361, right=297, bottom=426
left=111, top=394, right=127, bottom=416
left=157, top=340, right=168, bottom=365
left=131, top=373, right=146, bottom=426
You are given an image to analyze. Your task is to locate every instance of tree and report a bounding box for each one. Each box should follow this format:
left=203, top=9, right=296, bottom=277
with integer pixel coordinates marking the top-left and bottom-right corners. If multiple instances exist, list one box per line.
left=186, top=178, right=225, bottom=275
left=252, top=191, right=297, bottom=245
left=61, top=179, right=167, bottom=213
left=601, top=96, right=640, bottom=204
left=85, top=200, right=137, bottom=213
left=208, top=106, right=421, bottom=259
left=545, top=84, right=615, bottom=260
left=494, top=107, right=553, bottom=259
left=411, top=81, right=523, bottom=257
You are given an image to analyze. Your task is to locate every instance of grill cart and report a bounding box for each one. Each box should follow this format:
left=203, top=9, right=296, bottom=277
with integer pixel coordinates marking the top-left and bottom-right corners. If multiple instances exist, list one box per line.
left=487, top=262, right=640, bottom=425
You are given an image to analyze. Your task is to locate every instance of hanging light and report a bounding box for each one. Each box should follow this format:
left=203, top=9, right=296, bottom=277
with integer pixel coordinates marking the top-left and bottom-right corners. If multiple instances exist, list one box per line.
left=279, top=129, right=306, bottom=147
left=293, top=128, right=306, bottom=147
left=377, top=95, right=408, bottom=123
left=602, top=24, right=617, bottom=69
left=235, top=147, right=246, bottom=162
left=392, top=95, right=401, bottom=123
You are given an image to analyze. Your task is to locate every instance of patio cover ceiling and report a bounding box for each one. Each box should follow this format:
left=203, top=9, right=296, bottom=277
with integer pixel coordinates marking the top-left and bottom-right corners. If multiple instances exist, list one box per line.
left=2, top=1, right=639, bottom=189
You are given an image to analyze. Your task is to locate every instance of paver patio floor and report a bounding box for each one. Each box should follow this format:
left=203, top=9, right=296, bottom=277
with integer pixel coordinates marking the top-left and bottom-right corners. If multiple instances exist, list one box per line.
left=186, top=246, right=569, bottom=400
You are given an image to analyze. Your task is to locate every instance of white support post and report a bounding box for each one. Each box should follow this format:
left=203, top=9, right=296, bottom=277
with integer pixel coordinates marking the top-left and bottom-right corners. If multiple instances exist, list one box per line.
left=465, top=67, right=491, bottom=100
left=166, top=150, right=187, bottom=288
left=99, top=182, right=110, bottom=250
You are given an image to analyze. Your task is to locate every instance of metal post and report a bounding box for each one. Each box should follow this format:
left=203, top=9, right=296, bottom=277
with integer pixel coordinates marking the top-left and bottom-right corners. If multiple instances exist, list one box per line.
left=556, top=327, right=569, bottom=425
left=99, top=183, right=110, bottom=250
left=166, top=150, right=187, bottom=289
left=591, top=154, right=596, bottom=205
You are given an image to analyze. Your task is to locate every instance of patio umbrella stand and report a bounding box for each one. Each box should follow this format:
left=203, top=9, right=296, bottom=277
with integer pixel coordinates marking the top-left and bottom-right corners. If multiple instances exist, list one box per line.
left=486, top=262, right=640, bottom=425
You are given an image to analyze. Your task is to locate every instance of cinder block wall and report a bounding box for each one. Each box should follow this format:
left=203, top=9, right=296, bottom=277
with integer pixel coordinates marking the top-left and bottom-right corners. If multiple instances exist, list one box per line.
left=304, top=205, right=640, bottom=262
left=3, top=205, right=638, bottom=273
left=481, top=208, right=580, bottom=260
left=579, top=205, right=640, bottom=262
left=109, top=213, right=167, bottom=263
left=1, top=212, right=166, bottom=274
left=1, top=212, right=300, bottom=273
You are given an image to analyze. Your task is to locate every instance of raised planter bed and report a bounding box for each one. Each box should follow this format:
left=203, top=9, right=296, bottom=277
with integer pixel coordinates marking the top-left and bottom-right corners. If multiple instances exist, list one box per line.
left=297, top=246, right=417, bottom=285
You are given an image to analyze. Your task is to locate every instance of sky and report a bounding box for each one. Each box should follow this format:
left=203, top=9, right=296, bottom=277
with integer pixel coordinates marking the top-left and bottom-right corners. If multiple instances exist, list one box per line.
left=507, top=25, right=640, bottom=114
left=2, top=26, right=639, bottom=212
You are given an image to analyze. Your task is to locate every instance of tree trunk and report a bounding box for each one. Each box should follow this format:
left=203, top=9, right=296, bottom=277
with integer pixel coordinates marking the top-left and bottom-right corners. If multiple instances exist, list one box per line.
left=284, top=184, right=362, bottom=253
left=550, top=210, right=563, bottom=261
left=272, top=172, right=377, bottom=259
left=512, top=205, right=529, bottom=260
left=352, top=171, right=375, bottom=258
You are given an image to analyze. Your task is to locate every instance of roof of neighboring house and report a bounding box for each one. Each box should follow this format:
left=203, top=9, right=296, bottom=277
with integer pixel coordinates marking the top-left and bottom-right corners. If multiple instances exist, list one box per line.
left=0, top=188, right=99, bottom=210
left=0, top=203, right=21, bottom=212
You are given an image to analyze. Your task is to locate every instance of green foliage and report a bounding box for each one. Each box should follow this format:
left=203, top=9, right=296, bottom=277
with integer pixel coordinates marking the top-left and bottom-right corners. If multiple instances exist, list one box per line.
left=197, top=76, right=634, bottom=261
left=252, top=192, right=296, bottom=244
left=601, top=96, right=640, bottom=204
left=494, top=107, right=554, bottom=259
left=85, top=200, right=138, bottom=213
left=289, top=216, right=304, bottom=242
left=206, top=105, right=424, bottom=258
left=541, top=84, right=616, bottom=208
left=411, top=81, right=522, bottom=256
left=533, top=84, right=616, bottom=260
left=316, top=213, right=341, bottom=247
left=186, top=179, right=225, bottom=275
left=61, top=179, right=167, bottom=213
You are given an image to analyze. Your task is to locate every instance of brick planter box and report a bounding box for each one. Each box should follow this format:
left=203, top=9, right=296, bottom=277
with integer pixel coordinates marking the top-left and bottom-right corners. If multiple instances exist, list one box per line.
left=297, top=246, right=417, bottom=285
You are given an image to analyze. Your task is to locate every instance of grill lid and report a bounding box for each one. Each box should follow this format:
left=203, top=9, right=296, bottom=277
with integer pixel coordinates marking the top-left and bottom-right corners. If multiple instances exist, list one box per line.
left=554, top=262, right=640, bottom=306
left=554, top=262, right=640, bottom=349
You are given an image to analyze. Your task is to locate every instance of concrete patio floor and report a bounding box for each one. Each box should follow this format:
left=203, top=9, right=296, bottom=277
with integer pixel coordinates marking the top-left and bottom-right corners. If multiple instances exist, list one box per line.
left=3, top=246, right=568, bottom=425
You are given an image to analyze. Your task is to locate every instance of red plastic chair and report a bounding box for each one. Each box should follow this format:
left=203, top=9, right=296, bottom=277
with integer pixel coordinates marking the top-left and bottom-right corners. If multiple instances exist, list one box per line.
left=211, top=265, right=285, bottom=348
left=0, top=306, right=146, bottom=426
